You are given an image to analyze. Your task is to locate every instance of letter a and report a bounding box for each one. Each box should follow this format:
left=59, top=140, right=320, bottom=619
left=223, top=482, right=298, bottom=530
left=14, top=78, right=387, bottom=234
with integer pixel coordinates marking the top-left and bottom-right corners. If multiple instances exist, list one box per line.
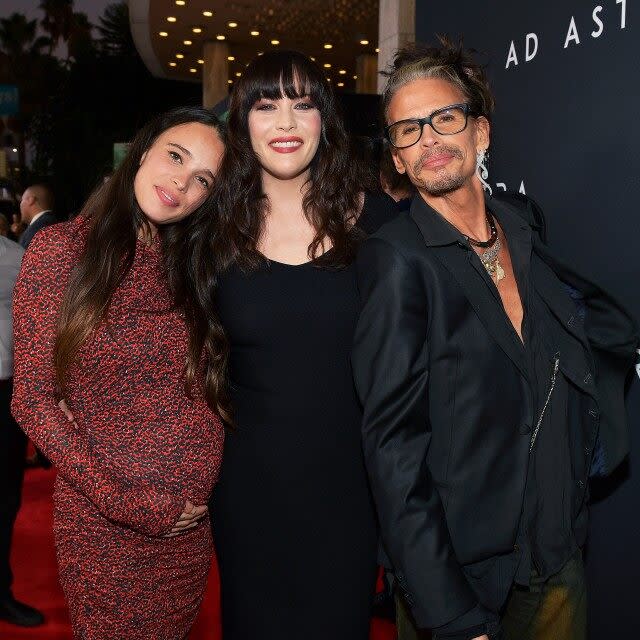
left=564, top=17, right=581, bottom=48
left=506, top=41, right=518, bottom=69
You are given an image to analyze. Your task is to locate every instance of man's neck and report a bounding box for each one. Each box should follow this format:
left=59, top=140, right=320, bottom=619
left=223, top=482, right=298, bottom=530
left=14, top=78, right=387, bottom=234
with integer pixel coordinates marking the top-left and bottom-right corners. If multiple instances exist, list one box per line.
left=28, top=209, right=50, bottom=226
left=419, top=181, right=489, bottom=241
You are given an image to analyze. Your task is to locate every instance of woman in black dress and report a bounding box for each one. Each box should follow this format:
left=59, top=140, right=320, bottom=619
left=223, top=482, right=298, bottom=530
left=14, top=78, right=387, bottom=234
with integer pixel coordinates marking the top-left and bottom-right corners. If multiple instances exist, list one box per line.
left=207, top=51, right=395, bottom=639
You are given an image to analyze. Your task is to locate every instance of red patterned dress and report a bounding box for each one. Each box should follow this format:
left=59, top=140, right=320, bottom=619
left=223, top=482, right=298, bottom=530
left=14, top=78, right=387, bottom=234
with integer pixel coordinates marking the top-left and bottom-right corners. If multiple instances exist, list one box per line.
left=11, top=216, right=224, bottom=639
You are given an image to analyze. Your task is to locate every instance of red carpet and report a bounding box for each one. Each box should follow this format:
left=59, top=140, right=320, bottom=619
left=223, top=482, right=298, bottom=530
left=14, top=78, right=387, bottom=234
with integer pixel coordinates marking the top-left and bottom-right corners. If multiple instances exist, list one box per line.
left=1, top=468, right=396, bottom=639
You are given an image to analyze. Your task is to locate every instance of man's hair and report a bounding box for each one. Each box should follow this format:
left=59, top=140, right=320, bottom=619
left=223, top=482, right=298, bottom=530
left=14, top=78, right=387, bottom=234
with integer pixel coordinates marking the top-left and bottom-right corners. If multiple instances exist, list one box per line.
left=381, top=36, right=495, bottom=124
left=26, top=183, right=55, bottom=210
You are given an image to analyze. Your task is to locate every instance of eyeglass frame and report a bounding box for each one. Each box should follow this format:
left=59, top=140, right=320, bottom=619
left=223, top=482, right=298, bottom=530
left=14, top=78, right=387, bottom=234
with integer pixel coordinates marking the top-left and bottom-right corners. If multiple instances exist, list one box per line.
left=384, top=103, right=478, bottom=149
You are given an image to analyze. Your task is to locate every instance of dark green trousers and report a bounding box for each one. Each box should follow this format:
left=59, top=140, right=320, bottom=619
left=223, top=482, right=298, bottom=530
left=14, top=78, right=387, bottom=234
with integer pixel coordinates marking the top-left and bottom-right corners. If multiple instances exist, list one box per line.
left=395, top=551, right=586, bottom=640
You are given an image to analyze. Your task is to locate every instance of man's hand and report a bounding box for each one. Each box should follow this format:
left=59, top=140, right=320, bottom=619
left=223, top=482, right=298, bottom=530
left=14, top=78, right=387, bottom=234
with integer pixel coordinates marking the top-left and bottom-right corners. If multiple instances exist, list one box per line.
left=164, top=500, right=208, bottom=537
left=472, top=635, right=489, bottom=640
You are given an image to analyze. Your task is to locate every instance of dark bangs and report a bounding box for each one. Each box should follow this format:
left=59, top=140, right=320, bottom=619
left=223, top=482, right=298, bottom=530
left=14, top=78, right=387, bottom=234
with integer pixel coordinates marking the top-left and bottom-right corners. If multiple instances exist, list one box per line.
left=234, top=50, right=332, bottom=117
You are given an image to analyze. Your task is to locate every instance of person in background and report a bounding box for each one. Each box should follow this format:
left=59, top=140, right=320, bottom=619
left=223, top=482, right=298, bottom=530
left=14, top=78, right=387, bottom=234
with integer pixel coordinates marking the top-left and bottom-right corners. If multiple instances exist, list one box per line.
left=206, top=50, right=396, bottom=640
left=18, top=184, right=57, bottom=249
left=0, top=233, right=44, bottom=628
left=0, top=214, right=10, bottom=238
left=352, top=39, right=638, bottom=640
left=12, top=107, right=227, bottom=639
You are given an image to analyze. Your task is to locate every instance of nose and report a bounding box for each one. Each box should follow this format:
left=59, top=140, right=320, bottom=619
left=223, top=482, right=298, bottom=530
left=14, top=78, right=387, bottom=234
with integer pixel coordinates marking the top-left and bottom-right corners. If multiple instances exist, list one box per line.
left=418, top=123, right=439, bottom=148
left=172, top=169, right=189, bottom=191
left=276, top=105, right=296, bottom=132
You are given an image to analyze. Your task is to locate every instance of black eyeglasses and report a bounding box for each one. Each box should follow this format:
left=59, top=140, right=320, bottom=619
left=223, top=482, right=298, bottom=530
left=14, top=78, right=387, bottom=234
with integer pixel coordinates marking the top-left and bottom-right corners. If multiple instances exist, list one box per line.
left=385, top=103, right=476, bottom=149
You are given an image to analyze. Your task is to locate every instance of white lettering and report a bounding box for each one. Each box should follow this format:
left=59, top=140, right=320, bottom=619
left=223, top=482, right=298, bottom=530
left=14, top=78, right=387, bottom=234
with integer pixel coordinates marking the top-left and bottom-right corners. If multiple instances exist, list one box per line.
left=496, top=183, right=507, bottom=192
left=525, top=33, right=539, bottom=61
left=564, top=16, right=581, bottom=48
left=592, top=6, right=604, bottom=38
left=519, top=181, right=526, bottom=195
left=617, top=0, right=626, bottom=29
left=506, top=40, right=518, bottom=69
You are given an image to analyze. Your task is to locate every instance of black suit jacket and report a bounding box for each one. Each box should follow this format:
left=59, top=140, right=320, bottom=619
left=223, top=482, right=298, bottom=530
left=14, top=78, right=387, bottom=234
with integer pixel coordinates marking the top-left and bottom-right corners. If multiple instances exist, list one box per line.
left=352, top=193, right=638, bottom=629
left=19, top=211, right=58, bottom=249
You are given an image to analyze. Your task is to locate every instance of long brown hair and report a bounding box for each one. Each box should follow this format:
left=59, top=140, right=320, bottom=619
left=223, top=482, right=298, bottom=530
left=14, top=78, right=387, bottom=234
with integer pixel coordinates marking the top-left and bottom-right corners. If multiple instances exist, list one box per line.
left=54, top=107, right=231, bottom=422
left=209, top=50, right=378, bottom=271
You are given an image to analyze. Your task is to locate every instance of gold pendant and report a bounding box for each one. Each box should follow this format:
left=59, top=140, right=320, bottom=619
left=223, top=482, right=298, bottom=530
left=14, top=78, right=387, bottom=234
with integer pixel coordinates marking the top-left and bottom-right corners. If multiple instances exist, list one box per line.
left=495, top=260, right=505, bottom=283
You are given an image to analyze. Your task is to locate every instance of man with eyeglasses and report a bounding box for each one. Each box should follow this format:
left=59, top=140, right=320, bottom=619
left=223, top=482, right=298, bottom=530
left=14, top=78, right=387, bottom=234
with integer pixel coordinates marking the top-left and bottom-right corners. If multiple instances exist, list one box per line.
left=352, top=39, right=638, bottom=640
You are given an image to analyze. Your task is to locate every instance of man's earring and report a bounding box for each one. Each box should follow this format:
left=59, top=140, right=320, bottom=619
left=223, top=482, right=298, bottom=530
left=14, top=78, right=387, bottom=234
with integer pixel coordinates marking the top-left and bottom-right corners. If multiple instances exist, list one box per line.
left=476, top=149, right=492, bottom=195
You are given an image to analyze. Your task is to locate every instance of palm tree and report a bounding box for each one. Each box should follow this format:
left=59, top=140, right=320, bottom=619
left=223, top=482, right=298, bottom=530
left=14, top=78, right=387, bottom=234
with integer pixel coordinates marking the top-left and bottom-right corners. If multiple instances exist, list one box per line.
left=67, top=12, right=94, bottom=62
left=98, top=2, right=136, bottom=58
left=0, top=13, right=50, bottom=61
left=39, top=0, right=75, bottom=55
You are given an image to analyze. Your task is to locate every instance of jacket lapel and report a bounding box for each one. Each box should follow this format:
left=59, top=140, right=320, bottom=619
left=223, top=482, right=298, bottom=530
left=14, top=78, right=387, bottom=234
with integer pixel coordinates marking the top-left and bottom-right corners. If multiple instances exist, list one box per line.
left=409, top=197, right=530, bottom=381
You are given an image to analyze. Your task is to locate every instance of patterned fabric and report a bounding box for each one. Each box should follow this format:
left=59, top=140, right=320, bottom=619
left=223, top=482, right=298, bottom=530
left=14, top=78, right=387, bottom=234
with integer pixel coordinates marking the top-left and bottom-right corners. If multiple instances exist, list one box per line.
left=12, top=216, right=224, bottom=639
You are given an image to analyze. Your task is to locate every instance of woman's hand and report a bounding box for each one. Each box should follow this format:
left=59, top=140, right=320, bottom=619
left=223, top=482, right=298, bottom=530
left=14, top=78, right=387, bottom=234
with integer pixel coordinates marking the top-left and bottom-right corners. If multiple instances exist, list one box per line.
left=58, top=399, right=75, bottom=422
left=164, top=500, right=209, bottom=537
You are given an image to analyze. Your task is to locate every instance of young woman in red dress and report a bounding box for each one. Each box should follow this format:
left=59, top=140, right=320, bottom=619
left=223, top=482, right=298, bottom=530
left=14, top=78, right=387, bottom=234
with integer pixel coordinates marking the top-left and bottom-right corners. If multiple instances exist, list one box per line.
left=11, top=107, right=228, bottom=639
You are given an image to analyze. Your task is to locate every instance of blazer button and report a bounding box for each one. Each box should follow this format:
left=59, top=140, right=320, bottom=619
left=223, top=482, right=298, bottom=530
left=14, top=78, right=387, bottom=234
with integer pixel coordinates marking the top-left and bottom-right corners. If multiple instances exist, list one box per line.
left=518, top=423, right=532, bottom=434
left=584, top=447, right=590, bottom=456
left=578, top=480, right=585, bottom=488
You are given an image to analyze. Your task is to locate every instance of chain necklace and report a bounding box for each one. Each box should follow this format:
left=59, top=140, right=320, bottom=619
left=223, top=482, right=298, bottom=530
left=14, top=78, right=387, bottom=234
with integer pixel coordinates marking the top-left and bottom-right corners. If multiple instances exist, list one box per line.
left=465, top=210, right=505, bottom=284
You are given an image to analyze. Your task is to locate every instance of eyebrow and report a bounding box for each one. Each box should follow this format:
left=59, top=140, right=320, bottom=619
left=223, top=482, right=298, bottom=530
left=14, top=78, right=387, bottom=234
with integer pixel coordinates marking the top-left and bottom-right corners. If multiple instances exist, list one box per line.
left=167, top=142, right=215, bottom=181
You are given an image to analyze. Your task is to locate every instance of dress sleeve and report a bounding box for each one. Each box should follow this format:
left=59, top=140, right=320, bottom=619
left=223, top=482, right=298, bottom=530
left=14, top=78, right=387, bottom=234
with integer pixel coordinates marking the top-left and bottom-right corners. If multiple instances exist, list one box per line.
left=11, top=226, right=184, bottom=537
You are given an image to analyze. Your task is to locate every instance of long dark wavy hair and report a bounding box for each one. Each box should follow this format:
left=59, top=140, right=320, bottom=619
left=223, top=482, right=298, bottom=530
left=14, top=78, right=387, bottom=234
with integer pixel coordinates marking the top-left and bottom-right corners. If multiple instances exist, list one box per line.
left=210, top=50, right=378, bottom=270
left=54, top=106, right=231, bottom=422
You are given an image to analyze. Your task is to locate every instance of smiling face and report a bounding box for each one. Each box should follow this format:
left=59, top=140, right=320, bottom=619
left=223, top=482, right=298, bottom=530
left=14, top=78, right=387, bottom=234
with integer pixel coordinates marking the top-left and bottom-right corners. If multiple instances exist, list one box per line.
left=133, top=122, right=224, bottom=227
left=387, top=77, right=490, bottom=197
left=247, top=93, right=322, bottom=182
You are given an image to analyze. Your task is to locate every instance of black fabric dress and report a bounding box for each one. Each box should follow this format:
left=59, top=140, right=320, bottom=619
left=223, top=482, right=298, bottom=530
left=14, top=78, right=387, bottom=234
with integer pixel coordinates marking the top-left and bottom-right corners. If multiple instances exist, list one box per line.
left=210, top=192, right=396, bottom=639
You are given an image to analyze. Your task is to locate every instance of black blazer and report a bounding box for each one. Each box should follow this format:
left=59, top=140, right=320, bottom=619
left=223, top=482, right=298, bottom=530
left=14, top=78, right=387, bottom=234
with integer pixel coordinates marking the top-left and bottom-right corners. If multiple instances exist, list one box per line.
left=19, top=211, right=58, bottom=249
left=352, top=193, right=638, bottom=629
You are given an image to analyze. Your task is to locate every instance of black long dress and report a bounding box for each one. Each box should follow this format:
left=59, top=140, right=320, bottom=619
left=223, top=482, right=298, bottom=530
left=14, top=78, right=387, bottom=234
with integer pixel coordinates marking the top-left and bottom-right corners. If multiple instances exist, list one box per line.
left=210, top=193, right=396, bottom=639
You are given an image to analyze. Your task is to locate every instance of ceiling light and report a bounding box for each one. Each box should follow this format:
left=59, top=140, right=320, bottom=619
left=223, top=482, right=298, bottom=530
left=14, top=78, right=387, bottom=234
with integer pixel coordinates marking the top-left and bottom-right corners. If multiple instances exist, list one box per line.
left=235, top=72, right=242, bottom=77
left=323, top=63, right=331, bottom=68
left=271, top=39, right=279, bottom=45
left=216, top=34, right=225, bottom=40
left=359, top=39, right=369, bottom=45
left=337, top=82, right=344, bottom=87
left=326, top=77, right=331, bottom=82
left=169, top=62, right=177, bottom=67
left=198, top=59, right=204, bottom=64
left=175, top=0, right=185, bottom=5
left=183, top=40, right=192, bottom=45
left=159, top=31, right=168, bottom=37
left=250, top=30, right=259, bottom=36
left=228, top=22, right=238, bottom=28
left=324, top=43, right=332, bottom=49
left=228, top=79, right=233, bottom=84
left=176, top=53, right=184, bottom=58
left=227, top=55, right=235, bottom=61
left=203, top=11, right=213, bottom=17
left=338, top=69, right=346, bottom=74
left=375, top=48, right=380, bottom=53
left=310, top=57, right=316, bottom=61
left=190, top=68, right=197, bottom=73
left=192, top=27, right=202, bottom=33
left=353, top=75, right=358, bottom=79
left=167, top=16, right=177, bottom=22
left=257, top=52, right=264, bottom=56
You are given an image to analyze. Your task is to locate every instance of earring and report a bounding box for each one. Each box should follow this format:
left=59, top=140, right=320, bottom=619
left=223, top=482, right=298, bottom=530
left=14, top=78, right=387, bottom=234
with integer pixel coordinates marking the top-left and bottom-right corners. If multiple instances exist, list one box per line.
left=476, top=149, right=492, bottom=195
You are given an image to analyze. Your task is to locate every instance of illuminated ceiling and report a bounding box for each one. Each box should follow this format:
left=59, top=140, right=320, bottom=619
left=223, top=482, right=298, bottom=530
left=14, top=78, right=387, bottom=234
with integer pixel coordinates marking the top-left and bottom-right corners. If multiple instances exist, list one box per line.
left=129, top=0, right=380, bottom=90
